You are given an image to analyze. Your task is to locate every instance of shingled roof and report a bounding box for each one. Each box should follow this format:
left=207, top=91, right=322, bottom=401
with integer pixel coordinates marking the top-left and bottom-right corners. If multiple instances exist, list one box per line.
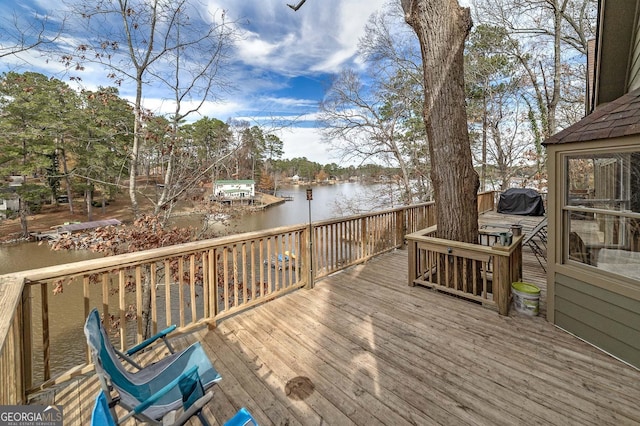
left=544, top=87, right=640, bottom=145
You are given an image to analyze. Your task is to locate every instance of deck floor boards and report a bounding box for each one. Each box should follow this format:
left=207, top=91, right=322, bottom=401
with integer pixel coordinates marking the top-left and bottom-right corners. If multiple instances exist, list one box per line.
left=50, top=214, right=640, bottom=425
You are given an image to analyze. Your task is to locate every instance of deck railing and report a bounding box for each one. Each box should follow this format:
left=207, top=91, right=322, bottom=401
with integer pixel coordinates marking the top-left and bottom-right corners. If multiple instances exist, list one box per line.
left=406, top=223, right=522, bottom=315
left=0, top=191, right=495, bottom=404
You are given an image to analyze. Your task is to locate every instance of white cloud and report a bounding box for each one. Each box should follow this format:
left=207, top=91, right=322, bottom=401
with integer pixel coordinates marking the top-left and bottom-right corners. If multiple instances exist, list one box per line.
left=279, top=127, right=341, bottom=165
left=1, top=0, right=390, bottom=155
left=262, top=96, right=317, bottom=108
left=208, top=0, right=387, bottom=75
left=132, top=97, right=246, bottom=122
left=235, top=32, right=281, bottom=65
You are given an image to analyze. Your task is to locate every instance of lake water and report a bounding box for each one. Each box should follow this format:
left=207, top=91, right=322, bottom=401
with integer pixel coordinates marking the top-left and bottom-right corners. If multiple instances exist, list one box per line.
left=0, top=182, right=386, bottom=275
left=0, top=182, right=392, bottom=381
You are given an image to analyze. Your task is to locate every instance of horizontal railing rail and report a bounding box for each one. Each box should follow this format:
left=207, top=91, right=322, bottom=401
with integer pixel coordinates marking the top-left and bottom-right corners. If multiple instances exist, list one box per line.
left=0, top=192, right=495, bottom=403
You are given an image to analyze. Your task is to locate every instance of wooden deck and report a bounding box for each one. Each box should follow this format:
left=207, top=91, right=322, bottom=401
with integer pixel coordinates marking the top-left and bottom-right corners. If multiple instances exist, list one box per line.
left=50, top=234, right=640, bottom=425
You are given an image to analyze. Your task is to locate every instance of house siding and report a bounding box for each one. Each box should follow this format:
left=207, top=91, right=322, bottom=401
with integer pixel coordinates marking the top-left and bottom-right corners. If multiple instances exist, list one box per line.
left=628, top=15, right=640, bottom=92
left=212, top=180, right=255, bottom=199
left=554, top=273, right=640, bottom=368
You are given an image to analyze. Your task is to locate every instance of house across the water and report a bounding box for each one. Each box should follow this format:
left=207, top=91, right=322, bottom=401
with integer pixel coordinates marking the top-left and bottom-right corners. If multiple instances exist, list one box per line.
left=211, top=180, right=255, bottom=205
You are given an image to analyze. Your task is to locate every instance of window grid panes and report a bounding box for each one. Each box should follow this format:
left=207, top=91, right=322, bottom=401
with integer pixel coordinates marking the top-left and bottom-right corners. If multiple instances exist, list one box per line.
left=563, top=151, right=640, bottom=282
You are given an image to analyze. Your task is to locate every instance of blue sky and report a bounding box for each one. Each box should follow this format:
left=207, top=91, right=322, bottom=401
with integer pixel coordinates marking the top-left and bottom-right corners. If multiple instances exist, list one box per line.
left=0, top=0, right=390, bottom=165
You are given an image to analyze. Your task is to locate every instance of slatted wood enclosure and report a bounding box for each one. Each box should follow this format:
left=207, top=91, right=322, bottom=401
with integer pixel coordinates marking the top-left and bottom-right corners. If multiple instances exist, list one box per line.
left=407, top=225, right=523, bottom=314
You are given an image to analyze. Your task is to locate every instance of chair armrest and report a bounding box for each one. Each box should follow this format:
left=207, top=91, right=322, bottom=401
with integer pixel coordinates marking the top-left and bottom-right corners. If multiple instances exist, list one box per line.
left=126, top=325, right=177, bottom=356
left=172, top=391, right=214, bottom=426
left=119, top=365, right=199, bottom=423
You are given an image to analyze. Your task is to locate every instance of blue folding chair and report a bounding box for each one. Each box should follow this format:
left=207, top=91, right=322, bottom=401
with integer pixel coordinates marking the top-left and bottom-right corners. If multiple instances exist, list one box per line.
left=224, top=407, right=258, bottom=426
left=91, top=391, right=116, bottom=426
left=91, top=365, right=213, bottom=425
left=85, top=308, right=221, bottom=425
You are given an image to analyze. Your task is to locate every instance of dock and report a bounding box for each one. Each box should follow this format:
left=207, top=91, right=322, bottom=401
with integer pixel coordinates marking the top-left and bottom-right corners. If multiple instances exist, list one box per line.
left=30, top=219, right=122, bottom=241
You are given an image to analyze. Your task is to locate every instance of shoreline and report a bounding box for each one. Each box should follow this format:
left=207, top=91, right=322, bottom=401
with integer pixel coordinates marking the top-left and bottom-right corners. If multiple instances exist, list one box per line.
left=0, top=191, right=286, bottom=246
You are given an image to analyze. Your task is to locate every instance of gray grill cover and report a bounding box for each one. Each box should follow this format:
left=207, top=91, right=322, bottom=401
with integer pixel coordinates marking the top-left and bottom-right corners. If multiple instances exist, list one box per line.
left=497, top=188, right=545, bottom=216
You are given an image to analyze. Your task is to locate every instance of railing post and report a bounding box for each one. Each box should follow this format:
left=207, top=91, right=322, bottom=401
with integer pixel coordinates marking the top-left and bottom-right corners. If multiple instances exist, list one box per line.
left=211, top=248, right=219, bottom=319
left=361, top=218, right=368, bottom=258
left=408, top=237, right=417, bottom=287
left=395, top=209, right=406, bottom=249
left=21, top=285, right=32, bottom=400
left=40, top=283, right=50, bottom=382
left=495, top=254, right=510, bottom=315
left=2, top=306, right=26, bottom=404
left=304, top=226, right=314, bottom=290
left=306, top=189, right=314, bottom=289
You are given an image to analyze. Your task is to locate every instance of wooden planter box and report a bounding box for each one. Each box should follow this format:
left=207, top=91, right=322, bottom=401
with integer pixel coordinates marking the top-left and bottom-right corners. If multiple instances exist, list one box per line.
left=407, top=226, right=523, bottom=315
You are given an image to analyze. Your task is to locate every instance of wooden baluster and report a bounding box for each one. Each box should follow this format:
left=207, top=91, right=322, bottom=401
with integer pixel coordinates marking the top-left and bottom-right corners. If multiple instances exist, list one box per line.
left=266, top=238, right=272, bottom=295
left=150, top=264, right=158, bottom=335
left=164, top=260, right=171, bottom=327
left=179, top=257, right=185, bottom=328
left=279, top=236, right=286, bottom=290
left=41, top=283, right=50, bottom=382
left=223, top=247, right=230, bottom=311
left=190, top=254, right=197, bottom=323
left=21, top=285, right=32, bottom=392
left=241, top=243, right=248, bottom=305
left=258, top=240, right=264, bottom=298
left=250, top=240, right=256, bottom=301
left=209, top=249, right=217, bottom=318
left=118, top=270, right=126, bottom=351
left=471, top=258, right=478, bottom=296
left=136, top=266, right=142, bottom=343
left=202, top=252, right=208, bottom=319
left=83, top=276, right=90, bottom=364
left=102, top=275, right=109, bottom=329
left=233, top=245, right=239, bottom=307
left=482, top=260, right=488, bottom=299
left=287, top=232, right=294, bottom=288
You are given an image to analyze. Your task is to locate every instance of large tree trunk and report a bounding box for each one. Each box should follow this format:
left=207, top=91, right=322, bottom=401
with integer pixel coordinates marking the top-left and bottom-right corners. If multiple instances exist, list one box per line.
left=402, top=0, right=479, bottom=244
left=129, top=73, right=144, bottom=218
left=59, top=147, right=74, bottom=214
left=19, top=198, right=29, bottom=239
left=85, top=181, right=93, bottom=222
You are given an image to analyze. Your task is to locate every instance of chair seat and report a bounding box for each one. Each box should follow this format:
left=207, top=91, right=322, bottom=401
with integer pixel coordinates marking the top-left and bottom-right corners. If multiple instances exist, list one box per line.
left=84, top=308, right=221, bottom=424
left=118, top=342, right=221, bottom=420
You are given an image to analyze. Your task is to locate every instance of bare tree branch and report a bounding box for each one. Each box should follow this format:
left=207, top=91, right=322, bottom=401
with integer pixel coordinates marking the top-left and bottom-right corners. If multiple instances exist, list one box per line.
left=0, top=11, right=66, bottom=60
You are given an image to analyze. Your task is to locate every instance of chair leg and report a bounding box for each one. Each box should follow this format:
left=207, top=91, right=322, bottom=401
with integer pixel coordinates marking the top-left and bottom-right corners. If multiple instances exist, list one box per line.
left=197, top=411, right=211, bottom=426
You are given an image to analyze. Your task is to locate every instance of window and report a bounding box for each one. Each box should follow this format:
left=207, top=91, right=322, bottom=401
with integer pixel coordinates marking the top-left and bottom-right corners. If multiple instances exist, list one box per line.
left=562, top=150, right=640, bottom=281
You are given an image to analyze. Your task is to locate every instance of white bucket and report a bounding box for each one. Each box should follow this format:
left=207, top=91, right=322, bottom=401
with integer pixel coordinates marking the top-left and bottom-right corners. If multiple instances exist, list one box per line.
left=511, top=282, right=540, bottom=316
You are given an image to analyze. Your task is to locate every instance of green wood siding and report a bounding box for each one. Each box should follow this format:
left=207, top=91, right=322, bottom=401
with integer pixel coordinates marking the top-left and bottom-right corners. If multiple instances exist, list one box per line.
left=554, top=273, right=640, bottom=368
left=629, top=16, right=640, bottom=92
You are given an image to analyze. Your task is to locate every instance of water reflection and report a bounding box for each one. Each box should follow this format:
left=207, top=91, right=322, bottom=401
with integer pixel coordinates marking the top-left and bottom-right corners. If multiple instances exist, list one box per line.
left=0, top=182, right=386, bottom=382
left=0, top=241, right=101, bottom=275
left=173, top=182, right=383, bottom=234
left=0, top=183, right=382, bottom=275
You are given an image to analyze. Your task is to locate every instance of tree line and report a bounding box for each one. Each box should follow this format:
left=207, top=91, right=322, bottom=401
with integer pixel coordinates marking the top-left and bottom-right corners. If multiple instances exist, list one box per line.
left=0, top=70, right=397, bottom=236
left=0, top=0, right=597, bottom=240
